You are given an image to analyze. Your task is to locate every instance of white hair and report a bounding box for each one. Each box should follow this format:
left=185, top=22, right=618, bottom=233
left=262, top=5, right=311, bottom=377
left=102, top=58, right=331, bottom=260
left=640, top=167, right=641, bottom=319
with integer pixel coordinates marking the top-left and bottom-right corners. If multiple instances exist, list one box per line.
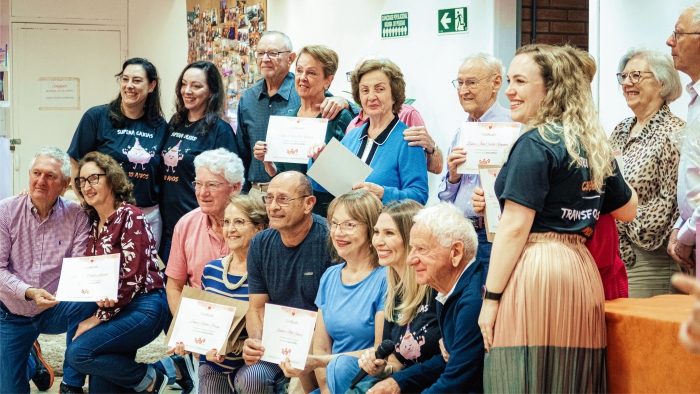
left=618, top=48, right=683, bottom=104
left=261, top=30, right=293, bottom=51
left=413, top=202, right=477, bottom=259
left=29, top=146, right=71, bottom=179
left=685, top=2, right=700, bottom=28
left=462, top=52, right=504, bottom=76
left=193, top=148, right=244, bottom=185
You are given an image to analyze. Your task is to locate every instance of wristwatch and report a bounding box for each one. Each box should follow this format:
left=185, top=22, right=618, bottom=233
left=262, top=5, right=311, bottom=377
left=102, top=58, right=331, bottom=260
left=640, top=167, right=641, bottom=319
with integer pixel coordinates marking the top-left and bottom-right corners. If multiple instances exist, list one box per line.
left=481, top=285, right=502, bottom=301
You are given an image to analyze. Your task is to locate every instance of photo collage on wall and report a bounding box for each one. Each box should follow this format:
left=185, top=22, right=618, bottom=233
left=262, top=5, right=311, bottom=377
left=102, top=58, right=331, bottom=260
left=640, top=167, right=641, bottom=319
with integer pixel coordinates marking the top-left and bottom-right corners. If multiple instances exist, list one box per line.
left=187, top=0, right=266, bottom=128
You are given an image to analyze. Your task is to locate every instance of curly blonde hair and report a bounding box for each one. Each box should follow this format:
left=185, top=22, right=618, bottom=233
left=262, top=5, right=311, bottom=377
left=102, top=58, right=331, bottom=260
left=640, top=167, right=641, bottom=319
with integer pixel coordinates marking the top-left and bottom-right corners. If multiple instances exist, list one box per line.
left=516, top=44, right=613, bottom=192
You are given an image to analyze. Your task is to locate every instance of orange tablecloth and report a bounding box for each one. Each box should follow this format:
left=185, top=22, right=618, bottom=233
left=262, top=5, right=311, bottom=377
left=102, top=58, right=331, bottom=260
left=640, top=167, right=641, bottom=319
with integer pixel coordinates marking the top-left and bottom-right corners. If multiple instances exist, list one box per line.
left=605, top=294, right=700, bottom=393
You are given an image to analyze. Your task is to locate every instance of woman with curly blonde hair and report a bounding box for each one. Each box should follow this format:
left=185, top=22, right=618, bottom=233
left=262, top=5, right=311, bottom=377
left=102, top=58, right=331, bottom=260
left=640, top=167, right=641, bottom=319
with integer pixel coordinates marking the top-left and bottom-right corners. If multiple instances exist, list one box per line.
left=476, top=44, right=638, bottom=392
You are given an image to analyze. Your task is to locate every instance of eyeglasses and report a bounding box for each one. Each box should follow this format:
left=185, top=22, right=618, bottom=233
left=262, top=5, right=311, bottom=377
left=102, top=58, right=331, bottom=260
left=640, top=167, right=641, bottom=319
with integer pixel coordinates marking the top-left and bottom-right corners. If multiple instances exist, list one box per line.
left=672, top=30, right=700, bottom=42
left=75, top=173, right=106, bottom=189
left=223, top=218, right=254, bottom=230
left=451, top=74, right=495, bottom=90
left=192, top=181, right=226, bottom=191
left=616, top=71, right=654, bottom=85
left=327, top=220, right=362, bottom=233
left=262, top=195, right=309, bottom=206
left=346, top=71, right=353, bottom=82
left=256, top=50, right=290, bottom=59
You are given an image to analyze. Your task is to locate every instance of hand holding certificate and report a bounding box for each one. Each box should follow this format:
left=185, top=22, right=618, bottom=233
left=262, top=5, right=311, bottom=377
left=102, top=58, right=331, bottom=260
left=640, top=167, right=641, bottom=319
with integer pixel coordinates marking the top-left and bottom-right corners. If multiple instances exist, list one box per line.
left=56, top=253, right=120, bottom=302
left=260, top=304, right=317, bottom=370
left=307, top=138, right=373, bottom=197
left=457, top=122, right=521, bottom=174
left=265, top=115, right=328, bottom=164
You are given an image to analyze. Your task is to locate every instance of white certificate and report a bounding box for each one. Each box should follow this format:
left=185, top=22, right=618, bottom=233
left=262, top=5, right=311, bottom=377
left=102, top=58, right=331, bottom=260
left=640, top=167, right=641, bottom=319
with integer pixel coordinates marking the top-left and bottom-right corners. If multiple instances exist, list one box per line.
left=56, top=253, right=120, bottom=302
left=613, top=150, right=625, bottom=178
left=260, top=304, right=317, bottom=370
left=167, top=297, right=237, bottom=355
left=265, top=116, right=328, bottom=164
left=478, top=165, right=502, bottom=243
left=457, top=122, right=521, bottom=174
left=307, top=138, right=373, bottom=197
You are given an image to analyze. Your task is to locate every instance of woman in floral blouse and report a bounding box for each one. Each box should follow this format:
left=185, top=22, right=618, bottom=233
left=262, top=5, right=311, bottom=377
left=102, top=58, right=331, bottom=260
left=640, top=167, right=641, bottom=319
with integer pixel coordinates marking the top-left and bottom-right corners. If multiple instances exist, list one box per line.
left=65, top=151, right=170, bottom=393
left=609, top=48, right=685, bottom=298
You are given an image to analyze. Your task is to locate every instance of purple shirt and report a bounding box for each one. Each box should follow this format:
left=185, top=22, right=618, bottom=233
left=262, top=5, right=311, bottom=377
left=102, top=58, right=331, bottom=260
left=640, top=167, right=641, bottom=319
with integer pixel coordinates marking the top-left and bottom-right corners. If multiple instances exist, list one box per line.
left=438, top=102, right=512, bottom=217
left=0, top=195, right=90, bottom=317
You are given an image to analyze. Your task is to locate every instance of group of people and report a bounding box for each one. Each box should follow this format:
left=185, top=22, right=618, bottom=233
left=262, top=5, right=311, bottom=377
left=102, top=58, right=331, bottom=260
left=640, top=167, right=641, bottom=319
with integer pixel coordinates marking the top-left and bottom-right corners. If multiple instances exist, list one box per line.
left=5, top=3, right=700, bottom=393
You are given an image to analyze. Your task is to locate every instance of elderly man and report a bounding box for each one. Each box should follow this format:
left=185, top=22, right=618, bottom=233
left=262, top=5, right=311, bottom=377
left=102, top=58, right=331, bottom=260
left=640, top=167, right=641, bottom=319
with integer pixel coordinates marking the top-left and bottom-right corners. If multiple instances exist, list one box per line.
left=0, top=146, right=94, bottom=394
left=667, top=3, right=700, bottom=270
left=346, top=55, right=444, bottom=175
left=438, top=53, right=511, bottom=267
left=236, top=30, right=356, bottom=197
left=242, top=171, right=333, bottom=392
left=369, top=202, right=486, bottom=394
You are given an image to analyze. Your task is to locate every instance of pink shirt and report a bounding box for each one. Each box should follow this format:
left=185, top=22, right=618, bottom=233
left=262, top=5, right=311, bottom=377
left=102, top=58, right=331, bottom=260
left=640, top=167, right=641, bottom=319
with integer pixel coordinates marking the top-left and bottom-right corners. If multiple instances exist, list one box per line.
left=165, top=207, right=230, bottom=289
left=345, top=104, right=425, bottom=134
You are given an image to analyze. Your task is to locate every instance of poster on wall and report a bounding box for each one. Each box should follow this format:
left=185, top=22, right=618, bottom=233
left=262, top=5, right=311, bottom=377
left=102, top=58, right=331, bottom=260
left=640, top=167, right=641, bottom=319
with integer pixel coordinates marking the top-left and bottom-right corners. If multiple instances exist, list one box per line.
left=38, top=77, right=80, bottom=110
left=186, top=0, right=267, bottom=131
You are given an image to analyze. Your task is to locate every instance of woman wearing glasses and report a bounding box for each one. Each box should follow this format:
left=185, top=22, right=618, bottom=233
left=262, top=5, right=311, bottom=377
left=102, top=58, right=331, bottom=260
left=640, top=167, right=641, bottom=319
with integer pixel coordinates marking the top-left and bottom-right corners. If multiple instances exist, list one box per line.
left=67, top=58, right=168, bottom=250
left=253, top=45, right=353, bottom=217
left=159, top=61, right=238, bottom=264
left=66, top=152, right=170, bottom=392
left=609, top=49, right=685, bottom=297
left=279, top=190, right=387, bottom=394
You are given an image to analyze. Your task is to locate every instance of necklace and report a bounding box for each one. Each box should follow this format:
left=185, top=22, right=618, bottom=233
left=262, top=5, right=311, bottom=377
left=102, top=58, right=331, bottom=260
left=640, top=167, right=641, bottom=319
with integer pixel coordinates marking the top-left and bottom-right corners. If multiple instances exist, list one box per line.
left=220, top=254, right=247, bottom=290
left=184, top=119, right=197, bottom=128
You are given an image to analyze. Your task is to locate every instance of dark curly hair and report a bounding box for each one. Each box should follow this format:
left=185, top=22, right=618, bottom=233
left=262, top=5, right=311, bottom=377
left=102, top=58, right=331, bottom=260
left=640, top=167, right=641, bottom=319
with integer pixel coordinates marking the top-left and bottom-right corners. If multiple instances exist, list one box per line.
left=351, top=58, right=405, bottom=115
left=171, top=61, right=225, bottom=136
left=76, top=152, right=135, bottom=221
left=108, top=57, right=164, bottom=129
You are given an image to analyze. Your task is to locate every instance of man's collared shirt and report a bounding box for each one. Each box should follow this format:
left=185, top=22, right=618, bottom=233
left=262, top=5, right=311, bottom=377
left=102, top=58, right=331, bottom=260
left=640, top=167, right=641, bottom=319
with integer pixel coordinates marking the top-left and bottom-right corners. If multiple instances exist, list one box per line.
left=0, top=195, right=89, bottom=317
left=436, top=257, right=476, bottom=304
left=438, top=101, right=512, bottom=218
left=675, top=81, right=700, bottom=245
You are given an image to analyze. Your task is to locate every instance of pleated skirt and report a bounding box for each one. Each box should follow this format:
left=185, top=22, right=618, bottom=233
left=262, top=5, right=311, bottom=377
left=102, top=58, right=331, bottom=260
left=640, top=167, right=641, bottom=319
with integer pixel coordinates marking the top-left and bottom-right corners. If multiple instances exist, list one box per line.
left=483, top=232, right=607, bottom=393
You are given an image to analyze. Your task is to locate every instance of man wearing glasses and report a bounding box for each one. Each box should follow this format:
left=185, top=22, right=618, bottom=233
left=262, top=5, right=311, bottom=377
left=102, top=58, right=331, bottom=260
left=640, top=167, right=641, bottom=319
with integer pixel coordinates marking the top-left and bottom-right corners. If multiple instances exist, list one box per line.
left=0, top=146, right=94, bottom=394
left=666, top=4, right=700, bottom=267
left=235, top=31, right=357, bottom=199
left=437, top=53, right=512, bottom=267
left=242, top=171, right=333, bottom=392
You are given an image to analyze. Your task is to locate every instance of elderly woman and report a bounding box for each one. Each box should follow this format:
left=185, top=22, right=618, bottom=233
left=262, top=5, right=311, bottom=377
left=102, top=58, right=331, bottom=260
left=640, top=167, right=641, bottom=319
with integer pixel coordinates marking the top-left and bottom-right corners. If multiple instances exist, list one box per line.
left=609, top=48, right=684, bottom=298
left=68, top=58, right=168, bottom=248
left=65, top=152, right=169, bottom=392
left=478, top=44, right=637, bottom=392
left=254, top=45, right=353, bottom=217
left=160, top=61, right=238, bottom=264
left=280, top=190, right=387, bottom=394
left=310, top=59, right=429, bottom=205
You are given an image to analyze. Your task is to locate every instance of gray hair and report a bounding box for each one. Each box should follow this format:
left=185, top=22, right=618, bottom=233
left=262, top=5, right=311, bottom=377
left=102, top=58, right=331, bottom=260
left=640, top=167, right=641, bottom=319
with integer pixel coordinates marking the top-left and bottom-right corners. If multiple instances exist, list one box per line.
left=413, top=202, right=477, bottom=260
left=29, top=146, right=71, bottom=179
left=618, top=48, right=683, bottom=104
left=261, top=30, right=293, bottom=51
left=193, top=148, right=244, bottom=185
left=684, top=2, right=700, bottom=29
left=462, top=52, right=504, bottom=76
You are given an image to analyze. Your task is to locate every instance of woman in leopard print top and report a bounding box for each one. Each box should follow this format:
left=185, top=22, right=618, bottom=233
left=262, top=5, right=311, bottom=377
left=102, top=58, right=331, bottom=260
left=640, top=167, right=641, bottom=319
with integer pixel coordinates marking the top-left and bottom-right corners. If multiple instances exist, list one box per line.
left=609, top=48, right=685, bottom=298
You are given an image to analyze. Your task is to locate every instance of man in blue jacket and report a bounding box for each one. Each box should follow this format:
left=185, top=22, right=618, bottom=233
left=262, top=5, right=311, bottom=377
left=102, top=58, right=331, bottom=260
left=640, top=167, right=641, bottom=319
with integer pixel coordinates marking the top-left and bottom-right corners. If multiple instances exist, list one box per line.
left=369, top=202, right=486, bottom=394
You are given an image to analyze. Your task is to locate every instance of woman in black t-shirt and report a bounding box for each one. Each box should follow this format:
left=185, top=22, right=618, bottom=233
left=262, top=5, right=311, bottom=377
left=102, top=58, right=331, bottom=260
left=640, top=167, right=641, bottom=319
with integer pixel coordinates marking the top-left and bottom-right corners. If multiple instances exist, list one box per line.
left=68, top=57, right=167, bottom=249
left=159, top=61, right=238, bottom=264
left=477, top=44, right=637, bottom=393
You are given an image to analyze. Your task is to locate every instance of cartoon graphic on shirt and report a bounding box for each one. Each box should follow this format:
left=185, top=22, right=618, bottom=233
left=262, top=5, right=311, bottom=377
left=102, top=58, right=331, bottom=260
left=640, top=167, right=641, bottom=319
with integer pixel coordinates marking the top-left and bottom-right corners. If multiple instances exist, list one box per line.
left=396, top=324, right=426, bottom=362
left=123, top=138, right=156, bottom=170
left=162, top=140, right=184, bottom=172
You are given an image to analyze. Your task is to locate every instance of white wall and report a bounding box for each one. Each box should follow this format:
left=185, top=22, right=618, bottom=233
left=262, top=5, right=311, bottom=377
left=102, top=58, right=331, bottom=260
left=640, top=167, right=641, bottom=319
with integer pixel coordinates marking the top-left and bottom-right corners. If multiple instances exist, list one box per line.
left=591, top=0, right=691, bottom=134
left=268, top=0, right=517, bottom=203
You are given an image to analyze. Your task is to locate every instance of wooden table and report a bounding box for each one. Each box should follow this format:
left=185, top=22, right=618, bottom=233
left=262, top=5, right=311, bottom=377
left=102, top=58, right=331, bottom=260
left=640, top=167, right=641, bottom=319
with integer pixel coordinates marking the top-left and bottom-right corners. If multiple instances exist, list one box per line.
left=605, top=294, right=700, bottom=393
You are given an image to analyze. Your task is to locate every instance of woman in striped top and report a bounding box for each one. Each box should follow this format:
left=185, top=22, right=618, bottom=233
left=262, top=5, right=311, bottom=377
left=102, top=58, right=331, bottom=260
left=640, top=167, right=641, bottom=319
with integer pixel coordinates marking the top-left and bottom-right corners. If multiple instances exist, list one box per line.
left=199, top=195, right=269, bottom=393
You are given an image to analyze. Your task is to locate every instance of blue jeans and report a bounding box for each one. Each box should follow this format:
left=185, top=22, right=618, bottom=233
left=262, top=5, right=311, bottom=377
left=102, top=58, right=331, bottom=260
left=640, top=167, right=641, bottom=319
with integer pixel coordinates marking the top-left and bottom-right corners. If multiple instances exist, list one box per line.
left=326, top=355, right=377, bottom=394
left=0, top=301, right=98, bottom=394
left=65, top=290, right=169, bottom=393
left=475, top=228, right=492, bottom=268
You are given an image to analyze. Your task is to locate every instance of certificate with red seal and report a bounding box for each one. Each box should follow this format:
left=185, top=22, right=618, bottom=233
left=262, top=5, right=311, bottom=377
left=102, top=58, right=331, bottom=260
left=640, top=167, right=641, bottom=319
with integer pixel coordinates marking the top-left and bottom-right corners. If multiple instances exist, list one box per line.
left=265, top=115, right=328, bottom=164
left=260, top=304, right=318, bottom=369
left=457, top=122, right=521, bottom=174
left=56, top=253, right=120, bottom=302
left=167, top=295, right=238, bottom=355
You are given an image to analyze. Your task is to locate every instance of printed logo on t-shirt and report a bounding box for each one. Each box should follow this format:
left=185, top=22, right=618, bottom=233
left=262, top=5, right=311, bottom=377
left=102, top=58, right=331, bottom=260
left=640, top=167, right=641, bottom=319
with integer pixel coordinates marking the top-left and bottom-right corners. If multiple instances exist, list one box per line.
left=396, top=323, right=427, bottom=363
left=560, top=207, right=600, bottom=221
left=122, top=137, right=156, bottom=171
left=162, top=140, right=184, bottom=182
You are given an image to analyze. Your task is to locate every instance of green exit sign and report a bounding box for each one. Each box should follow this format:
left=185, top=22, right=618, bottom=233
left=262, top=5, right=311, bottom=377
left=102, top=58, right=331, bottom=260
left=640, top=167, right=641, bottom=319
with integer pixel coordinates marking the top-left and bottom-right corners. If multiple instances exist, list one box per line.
left=438, top=7, right=468, bottom=34
left=381, top=12, right=408, bottom=39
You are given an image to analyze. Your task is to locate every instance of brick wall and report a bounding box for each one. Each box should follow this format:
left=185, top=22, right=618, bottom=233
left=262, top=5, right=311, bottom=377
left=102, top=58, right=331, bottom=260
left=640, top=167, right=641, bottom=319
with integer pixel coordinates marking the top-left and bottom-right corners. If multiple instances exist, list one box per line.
left=521, top=0, right=589, bottom=51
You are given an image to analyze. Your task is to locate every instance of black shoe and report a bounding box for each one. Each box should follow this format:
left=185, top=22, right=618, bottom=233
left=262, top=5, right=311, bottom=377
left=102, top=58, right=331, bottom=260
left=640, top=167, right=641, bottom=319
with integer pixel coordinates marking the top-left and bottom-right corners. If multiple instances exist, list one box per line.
left=59, top=382, right=85, bottom=394
left=144, top=370, right=167, bottom=394
left=29, top=340, right=54, bottom=391
left=170, top=355, right=195, bottom=394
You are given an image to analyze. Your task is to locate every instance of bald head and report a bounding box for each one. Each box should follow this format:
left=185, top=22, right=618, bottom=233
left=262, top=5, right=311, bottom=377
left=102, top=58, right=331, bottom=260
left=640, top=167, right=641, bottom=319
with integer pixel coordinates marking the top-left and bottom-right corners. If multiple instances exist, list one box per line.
left=266, top=171, right=316, bottom=234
